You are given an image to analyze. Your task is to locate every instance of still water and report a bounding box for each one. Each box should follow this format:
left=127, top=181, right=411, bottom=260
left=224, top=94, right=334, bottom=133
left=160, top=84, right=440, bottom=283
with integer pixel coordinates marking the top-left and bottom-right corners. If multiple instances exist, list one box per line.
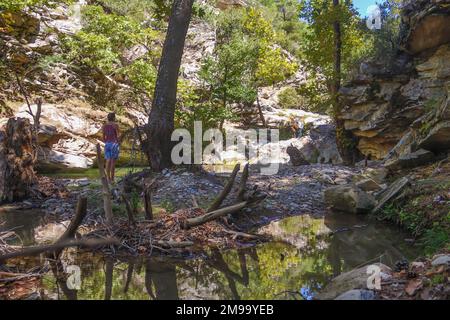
left=19, top=212, right=421, bottom=300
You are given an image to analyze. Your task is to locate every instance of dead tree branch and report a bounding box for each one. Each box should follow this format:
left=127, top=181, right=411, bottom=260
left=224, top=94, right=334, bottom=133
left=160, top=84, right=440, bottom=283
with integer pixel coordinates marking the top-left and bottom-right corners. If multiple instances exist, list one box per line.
left=207, top=164, right=240, bottom=212
left=183, top=202, right=248, bottom=229
left=237, top=163, right=249, bottom=202
left=0, top=238, right=118, bottom=263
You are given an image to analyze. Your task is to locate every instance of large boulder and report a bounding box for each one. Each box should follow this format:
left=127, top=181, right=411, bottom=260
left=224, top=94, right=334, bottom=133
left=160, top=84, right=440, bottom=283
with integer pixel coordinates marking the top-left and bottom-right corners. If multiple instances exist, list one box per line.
left=324, top=185, right=377, bottom=214
left=12, top=103, right=101, bottom=171
left=316, top=263, right=391, bottom=300
left=37, top=148, right=93, bottom=171
left=419, top=121, right=450, bottom=151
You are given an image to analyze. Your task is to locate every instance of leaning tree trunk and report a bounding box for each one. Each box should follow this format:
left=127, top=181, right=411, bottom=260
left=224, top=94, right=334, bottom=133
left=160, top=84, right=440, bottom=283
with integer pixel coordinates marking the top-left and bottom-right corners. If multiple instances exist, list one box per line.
left=0, top=117, right=37, bottom=202
left=145, top=0, right=195, bottom=171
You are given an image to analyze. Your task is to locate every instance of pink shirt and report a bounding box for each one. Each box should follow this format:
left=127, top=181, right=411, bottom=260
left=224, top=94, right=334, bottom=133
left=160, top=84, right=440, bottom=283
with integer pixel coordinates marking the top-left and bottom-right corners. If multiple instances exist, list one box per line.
left=103, top=123, right=118, bottom=143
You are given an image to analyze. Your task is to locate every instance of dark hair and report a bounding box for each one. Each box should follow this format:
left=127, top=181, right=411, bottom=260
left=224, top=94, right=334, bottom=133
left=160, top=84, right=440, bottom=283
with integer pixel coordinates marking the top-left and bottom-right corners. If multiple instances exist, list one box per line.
left=107, top=112, right=116, bottom=122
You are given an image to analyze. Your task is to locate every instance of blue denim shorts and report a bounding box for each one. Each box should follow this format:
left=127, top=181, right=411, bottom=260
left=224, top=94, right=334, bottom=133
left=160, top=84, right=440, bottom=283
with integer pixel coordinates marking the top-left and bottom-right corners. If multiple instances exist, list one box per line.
left=105, top=142, right=120, bottom=160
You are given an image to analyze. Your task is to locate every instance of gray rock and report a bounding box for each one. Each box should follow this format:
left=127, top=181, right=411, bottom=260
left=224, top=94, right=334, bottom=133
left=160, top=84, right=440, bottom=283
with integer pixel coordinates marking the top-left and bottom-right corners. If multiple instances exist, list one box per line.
left=324, top=185, right=377, bottom=214
left=317, top=263, right=391, bottom=300
left=431, top=254, right=450, bottom=267
left=385, top=149, right=435, bottom=171
left=363, top=167, right=389, bottom=185
left=287, top=145, right=310, bottom=166
left=372, top=176, right=411, bottom=213
left=335, top=289, right=376, bottom=300
left=356, top=178, right=382, bottom=192
left=419, top=121, right=450, bottom=152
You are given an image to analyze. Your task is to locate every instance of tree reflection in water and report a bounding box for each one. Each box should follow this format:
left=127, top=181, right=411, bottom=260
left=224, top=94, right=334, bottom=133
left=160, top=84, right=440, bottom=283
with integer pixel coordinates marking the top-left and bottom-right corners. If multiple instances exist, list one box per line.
left=41, top=212, right=422, bottom=300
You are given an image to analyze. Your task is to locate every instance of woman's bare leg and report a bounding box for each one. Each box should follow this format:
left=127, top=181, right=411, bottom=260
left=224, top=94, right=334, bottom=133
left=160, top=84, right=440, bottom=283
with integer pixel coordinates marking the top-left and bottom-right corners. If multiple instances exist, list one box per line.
left=110, top=160, right=116, bottom=182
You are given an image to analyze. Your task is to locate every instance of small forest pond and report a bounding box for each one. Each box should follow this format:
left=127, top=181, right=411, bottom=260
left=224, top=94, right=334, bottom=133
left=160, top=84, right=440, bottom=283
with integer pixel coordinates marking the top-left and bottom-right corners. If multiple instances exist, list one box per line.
left=1, top=208, right=423, bottom=300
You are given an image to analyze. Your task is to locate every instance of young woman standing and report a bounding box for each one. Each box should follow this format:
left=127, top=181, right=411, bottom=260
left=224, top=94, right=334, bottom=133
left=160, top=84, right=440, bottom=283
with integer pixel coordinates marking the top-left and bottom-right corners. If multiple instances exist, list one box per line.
left=102, top=112, right=120, bottom=183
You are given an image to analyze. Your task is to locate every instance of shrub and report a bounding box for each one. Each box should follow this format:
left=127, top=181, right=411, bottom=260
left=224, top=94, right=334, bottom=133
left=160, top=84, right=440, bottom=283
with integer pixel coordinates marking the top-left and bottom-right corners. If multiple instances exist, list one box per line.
left=278, top=87, right=306, bottom=109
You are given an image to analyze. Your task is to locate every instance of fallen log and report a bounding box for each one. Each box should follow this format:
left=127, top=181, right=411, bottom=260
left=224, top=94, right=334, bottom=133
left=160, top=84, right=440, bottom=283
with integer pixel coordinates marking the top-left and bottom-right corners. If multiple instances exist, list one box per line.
left=207, top=164, right=240, bottom=212
left=0, top=238, right=118, bottom=263
left=182, top=202, right=248, bottom=229
left=223, top=229, right=261, bottom=240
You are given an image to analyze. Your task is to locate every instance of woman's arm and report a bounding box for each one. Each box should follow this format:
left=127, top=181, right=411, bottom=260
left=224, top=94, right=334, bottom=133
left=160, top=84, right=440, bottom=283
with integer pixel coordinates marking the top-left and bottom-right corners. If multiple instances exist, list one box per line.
left=102, top=125, right=106, bottom=142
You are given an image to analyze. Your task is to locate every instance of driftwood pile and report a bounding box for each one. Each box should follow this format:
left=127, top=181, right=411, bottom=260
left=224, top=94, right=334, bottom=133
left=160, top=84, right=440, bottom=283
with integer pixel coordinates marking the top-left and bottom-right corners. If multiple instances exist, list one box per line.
left=87, top=163, right=267, bottom=255
left=0, top=163, right=267, bottom=263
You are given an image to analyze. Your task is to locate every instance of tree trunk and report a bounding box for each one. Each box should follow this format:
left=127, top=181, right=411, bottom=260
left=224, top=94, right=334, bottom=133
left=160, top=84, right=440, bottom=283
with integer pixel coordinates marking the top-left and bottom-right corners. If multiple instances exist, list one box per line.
left=331, top=0, right=353, bottom=165
left=0, top=118, right=37, bottom=202
left=144, top=188, right=153, bottom=220
left=104, top=258, right=114, bottom=300
left=146, top=0, right=195, bottom=171
left=256, top=94, right=266, bottom=127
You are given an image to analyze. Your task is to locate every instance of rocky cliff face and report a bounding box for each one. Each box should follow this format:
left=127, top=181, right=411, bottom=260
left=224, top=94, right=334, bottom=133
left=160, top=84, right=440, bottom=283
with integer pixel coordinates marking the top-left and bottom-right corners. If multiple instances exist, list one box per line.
left=0, top=2, right=150, bottom=170
left=340, top=0, right=450, bottom=164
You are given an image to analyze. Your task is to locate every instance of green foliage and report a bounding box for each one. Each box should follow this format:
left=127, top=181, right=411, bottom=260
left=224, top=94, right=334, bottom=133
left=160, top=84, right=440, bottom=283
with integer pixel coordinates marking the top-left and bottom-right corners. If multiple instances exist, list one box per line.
left=61, top=4, right=161, bottom=99
left=258, top=0, right=307, bottom=58
left=96, top=0, right=163, bottom=22
left=159, top=198, right=175, bottom=213
left=0, top=0, right=72, bottom=11
left=256, top=47, right=297, bottom=86
left=199, top=7, right=297, bottom=125
left=121, top=59, right=158, bottom=95
left=299, top=0, right=370, bottom=113
left=378, top=186, right=450, bottom=255
left=362, top=0, right=402, bottom=67
left=278, top=86, right=305, bottom=109
left=37, top=54, right=67, bottom=71
left=63, top=31, right=119, bottom=74
left=200, top=36, right=259, bottom=106
left=422, top=225, right=449, bottom=256
left=300, top=0, right=368, bottom=79
left=81, top=5, right=142, bottom=49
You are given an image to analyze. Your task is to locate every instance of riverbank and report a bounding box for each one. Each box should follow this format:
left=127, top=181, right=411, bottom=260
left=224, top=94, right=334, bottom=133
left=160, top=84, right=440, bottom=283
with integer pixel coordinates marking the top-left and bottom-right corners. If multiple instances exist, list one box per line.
left=1, top=159, right=448, bottom=300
